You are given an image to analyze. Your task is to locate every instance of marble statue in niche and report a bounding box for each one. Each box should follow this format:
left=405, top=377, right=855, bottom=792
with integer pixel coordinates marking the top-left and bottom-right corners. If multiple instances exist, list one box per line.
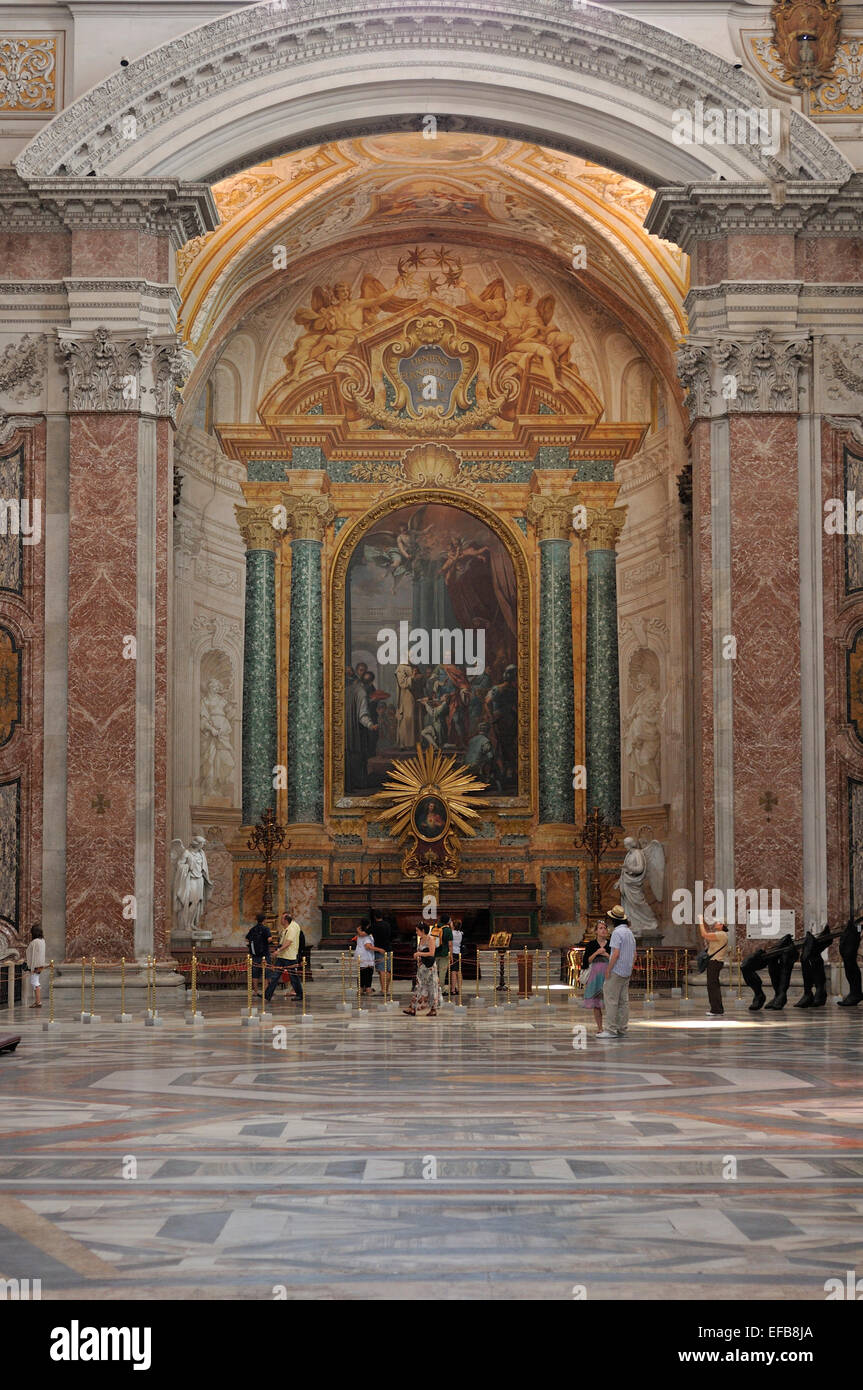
left=624, top=648, right=664, bottom=801
left=171, top=836, right=213, bottom=939
left=199, top=651, right=236, bottom=801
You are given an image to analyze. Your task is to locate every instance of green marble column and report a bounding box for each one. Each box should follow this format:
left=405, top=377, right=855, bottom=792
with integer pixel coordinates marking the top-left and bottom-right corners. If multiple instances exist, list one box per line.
left=527, top=495, right=576, bottom=823
left=284, top=494, right=334, bottom=823
left=288, top=538, right=324, bottom=822
left=584, top=506, right=627, bottom=825
left=235, top=506, right=277, bottom=825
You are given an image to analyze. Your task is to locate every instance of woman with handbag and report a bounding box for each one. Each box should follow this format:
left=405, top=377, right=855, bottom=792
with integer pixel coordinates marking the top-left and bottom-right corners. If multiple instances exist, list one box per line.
left=579, top=922, right=610, bottom=1034
left=698, top=914, right=729, bottom=1017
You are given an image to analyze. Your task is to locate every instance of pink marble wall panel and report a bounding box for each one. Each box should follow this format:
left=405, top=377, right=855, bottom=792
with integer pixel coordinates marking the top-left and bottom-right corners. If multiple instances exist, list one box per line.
left=70, top=230, right=152, bottom=279
left=138, top=233, right=169, bottom=284
left=727, top=235, right=796, bottom=281
left=0, top=232, right=70, bottom=279
left=691, top=421, right=714, bottom=886
left=728, top=414, right=802, bottom=907
left=691, top=238, right=727, bottom=287
left=0, top=421, right=46, bottom=943
left=153, top=420, right=171, bottom=956
left=796, top=237, right=863, bottom=283
left=65, top=414, right=138, bottom=960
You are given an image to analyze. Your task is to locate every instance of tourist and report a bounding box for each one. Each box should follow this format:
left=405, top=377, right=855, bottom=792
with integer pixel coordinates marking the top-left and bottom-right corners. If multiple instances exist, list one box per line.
left=245, top=912, right=271, bottom=997
left=698, top=913, right=728, bottom=1018
left=597, top=905, right=636, bottom=1039
left=25, top=924, right=46, bottom=1009
left=403, top=923, right=440, bottom=1016
left=580, top=921, right=611, bottom=1034
left=265, top=912, right=303, bottom=1004
left=449, top=918, right=464, bottom=999
left=355, top=918, right=380, bottom=996
left=434, top=912, right=453, bottom=994
left=371, top=909, right=393, bottom=997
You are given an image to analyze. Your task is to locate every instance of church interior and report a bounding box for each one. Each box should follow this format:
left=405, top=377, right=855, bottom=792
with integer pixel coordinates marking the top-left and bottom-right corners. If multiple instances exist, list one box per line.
left=1, top=0, right=863, bottom=1322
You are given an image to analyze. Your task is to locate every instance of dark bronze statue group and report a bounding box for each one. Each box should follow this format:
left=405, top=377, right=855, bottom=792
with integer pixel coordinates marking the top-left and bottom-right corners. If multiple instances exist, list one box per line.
left=740, top=913, right=863, bottom=1012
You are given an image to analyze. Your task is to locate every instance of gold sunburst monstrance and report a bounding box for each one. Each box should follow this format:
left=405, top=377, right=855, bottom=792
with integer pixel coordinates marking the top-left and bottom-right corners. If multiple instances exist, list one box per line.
left=371, top=744, right=489, bottom=884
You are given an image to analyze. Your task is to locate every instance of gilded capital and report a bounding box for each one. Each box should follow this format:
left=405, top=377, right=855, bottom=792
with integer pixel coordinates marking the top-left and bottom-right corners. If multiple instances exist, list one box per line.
left=526, top=494, right=579, bottom=542
left=234, top=503, right=279, bottom=552
left=280, top=492, right=336, bottom=542
left=584, top=505, right=627, bottom=551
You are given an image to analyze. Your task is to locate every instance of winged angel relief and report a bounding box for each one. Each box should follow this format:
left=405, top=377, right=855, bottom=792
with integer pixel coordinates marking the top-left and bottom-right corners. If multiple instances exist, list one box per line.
left=283, top=276, right=416, bottom=378
left=462, top=280, right=574, bottom=392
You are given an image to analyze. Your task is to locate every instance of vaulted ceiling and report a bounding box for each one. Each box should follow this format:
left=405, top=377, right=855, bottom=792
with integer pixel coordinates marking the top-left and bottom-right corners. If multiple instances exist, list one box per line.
left=177, top=133, right=689, bottom=379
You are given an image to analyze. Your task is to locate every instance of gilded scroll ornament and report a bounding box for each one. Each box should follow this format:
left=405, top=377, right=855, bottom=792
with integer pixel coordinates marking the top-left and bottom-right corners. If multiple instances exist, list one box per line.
left=0, top=38, right=56, bottom=112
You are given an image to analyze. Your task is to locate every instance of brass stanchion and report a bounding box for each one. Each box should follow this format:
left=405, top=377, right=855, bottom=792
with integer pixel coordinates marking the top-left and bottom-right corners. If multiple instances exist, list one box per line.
left=242, top=952, right=259, bottom=1025
left=145, top=953, right=163, bottom=1026
left=79, top=957, right=88, bottom=1022
left=185, top=952, right=204, bottom=1024
left=42, top=959, right=58, bottom=1031
left=300, top=958, right=313, bottom=1023
left=116, top=955, right=132, bottom=1023
left=85, top=957, right=99, bottom=1023
left=337, top=950, right=350, bottom=1013
left=355, top=953, right=369, bottom=1023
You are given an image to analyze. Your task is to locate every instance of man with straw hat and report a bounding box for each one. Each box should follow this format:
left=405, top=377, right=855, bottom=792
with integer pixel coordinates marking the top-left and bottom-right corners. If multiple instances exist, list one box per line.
left=596, top=905, right=636, bottom=1039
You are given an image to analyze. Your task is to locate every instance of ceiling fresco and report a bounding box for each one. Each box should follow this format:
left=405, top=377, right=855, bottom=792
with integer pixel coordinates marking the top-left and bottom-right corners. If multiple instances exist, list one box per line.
left=176, top=135, right=689, bottom=363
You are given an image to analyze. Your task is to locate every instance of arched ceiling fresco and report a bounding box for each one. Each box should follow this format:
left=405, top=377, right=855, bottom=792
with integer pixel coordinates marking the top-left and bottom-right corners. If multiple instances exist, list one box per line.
left=176, top=134, right=689, bottom=371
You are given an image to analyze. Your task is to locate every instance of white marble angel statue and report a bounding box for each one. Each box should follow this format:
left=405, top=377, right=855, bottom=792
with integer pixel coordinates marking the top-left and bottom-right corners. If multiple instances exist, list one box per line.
left=614, top=834, right=665, bottom=937
left=171, top=836, right=213, bottom=937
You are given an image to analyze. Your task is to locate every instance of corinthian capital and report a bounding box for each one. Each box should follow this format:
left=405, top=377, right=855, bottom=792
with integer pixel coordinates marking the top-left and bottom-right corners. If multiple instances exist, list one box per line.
left=583, top=505, right=627, bottom=552
left=280, top=492, right=335, bottom=542
left=526, top=493, right=580, bottom=542
left=235, top=503, right=279, bottom=552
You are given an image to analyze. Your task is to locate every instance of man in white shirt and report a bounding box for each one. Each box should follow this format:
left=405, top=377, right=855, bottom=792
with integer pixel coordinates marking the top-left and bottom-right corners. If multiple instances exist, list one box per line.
left=597, top=905, right=636, bottom=1039
left=265, top=913, right=303, bottom=1003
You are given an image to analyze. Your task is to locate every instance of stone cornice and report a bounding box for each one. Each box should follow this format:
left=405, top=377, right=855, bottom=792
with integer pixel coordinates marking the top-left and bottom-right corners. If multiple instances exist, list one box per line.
left=646, top=178, right=863, bottom=248
left=14, top=1, right=851, bottom=183
left=0, top=171, right=217, bottom=245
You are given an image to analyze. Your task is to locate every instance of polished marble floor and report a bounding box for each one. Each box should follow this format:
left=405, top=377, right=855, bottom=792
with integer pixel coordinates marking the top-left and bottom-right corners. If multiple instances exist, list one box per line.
left=1, top=989, right=862, bottom=1300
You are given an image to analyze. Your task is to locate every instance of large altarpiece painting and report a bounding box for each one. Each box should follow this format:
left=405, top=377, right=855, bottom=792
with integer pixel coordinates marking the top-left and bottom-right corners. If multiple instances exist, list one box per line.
left=339, top=497, right=522, bottom=798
